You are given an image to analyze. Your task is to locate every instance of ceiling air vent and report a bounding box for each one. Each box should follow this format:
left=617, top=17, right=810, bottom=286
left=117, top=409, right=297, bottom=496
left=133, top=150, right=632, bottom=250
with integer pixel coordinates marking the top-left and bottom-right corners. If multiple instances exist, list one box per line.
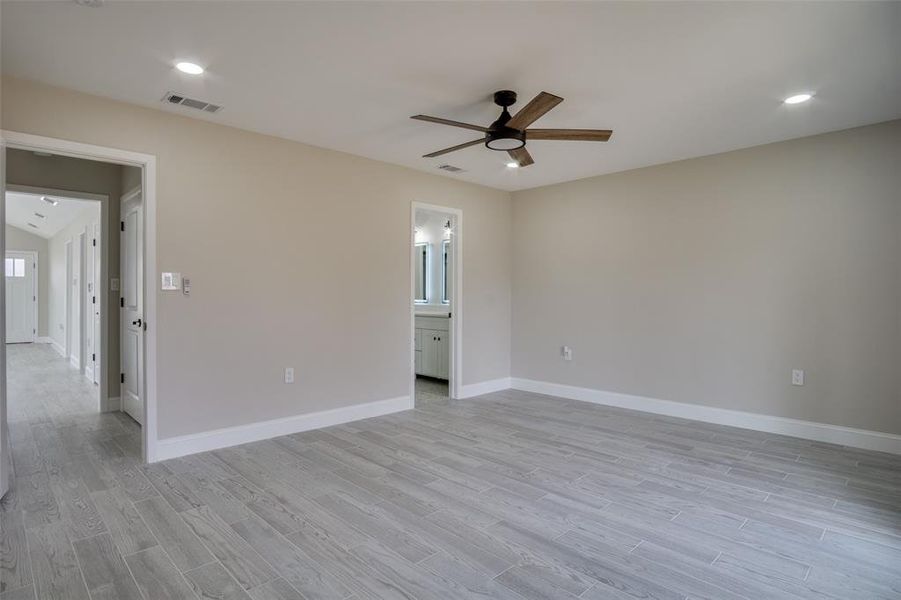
left=162, top=91, right=222, bottom=114
left=437, top=164, right=465, bottom=173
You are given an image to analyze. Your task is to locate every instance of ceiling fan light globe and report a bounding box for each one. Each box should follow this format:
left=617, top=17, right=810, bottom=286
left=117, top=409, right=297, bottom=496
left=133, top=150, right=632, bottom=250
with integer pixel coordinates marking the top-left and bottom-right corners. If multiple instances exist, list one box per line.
left=485, top=126, right=526, bottom=151
left=486, top=137, right=525, bottom=151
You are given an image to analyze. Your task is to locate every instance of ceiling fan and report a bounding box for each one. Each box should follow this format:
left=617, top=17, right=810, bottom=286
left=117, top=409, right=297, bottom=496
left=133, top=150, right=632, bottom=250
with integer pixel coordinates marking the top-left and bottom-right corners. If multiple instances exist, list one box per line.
left=411, top=90, right=612, bottom=168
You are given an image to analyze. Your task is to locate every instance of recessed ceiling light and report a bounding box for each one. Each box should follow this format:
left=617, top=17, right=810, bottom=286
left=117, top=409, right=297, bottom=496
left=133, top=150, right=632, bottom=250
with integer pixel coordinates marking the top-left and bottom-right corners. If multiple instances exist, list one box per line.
left=784, top=93, right=813, bottom=105
left=176, top=62, right=204, bottom=75
left=34, top=212, right=46, bottom=219
left=41, top=196, right=59, bottom=206
left=506, top=161, right=519, bottom=169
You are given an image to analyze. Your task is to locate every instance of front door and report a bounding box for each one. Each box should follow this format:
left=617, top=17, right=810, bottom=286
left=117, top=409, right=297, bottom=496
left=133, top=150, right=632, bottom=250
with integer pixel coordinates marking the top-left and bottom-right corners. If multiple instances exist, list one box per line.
left=120, top=189, right=143, bottom=424
left=5, top=251, right=35, bottom=344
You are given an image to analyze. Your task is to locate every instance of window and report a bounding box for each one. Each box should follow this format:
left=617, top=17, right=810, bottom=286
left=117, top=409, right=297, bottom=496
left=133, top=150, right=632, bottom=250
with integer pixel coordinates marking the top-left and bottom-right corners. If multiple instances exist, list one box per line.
left=5, top=258, right=25, bottom=278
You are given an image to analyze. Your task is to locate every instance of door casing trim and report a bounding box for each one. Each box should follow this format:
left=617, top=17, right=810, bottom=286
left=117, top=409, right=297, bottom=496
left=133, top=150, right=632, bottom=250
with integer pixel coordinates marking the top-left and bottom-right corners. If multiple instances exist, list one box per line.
left=1, top=130, right=159, bottom=463
left=410, top=201, right=463, bottom=402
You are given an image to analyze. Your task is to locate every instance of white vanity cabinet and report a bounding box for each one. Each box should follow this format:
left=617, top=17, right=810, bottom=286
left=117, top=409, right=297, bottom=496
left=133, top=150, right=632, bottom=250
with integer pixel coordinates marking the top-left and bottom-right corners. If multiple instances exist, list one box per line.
left=415, top=315, right=449, bottom=379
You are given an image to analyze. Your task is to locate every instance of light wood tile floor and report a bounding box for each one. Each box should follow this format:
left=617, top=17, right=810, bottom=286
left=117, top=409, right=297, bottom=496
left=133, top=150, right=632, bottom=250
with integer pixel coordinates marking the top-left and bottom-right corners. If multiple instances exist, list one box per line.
left=415, top=376, right=449, bottom=407
left=3, top=343, right=901, bottom=599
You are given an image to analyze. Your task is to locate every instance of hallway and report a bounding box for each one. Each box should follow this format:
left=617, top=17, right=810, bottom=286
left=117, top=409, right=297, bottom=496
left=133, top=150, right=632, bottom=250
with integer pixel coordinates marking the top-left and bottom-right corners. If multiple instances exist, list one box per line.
left=1, top=343, right=141, bottom=598
left=5, top=343, right=140, bottom=466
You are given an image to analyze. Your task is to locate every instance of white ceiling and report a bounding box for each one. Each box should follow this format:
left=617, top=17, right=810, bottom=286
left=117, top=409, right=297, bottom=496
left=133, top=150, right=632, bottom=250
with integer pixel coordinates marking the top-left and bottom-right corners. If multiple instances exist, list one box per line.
left=2, top=2, right=899, bottom=191
left=6, top=191, right=97, bottom=239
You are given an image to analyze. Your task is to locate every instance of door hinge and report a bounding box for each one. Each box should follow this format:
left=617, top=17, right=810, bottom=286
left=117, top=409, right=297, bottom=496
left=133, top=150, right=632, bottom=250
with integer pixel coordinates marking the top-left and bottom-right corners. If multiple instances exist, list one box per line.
left=120, top=297, right=124, bottom=308
left=120, top=221, right=125, bottom=232
left=92, top=295, right=96, bottom=304
left=121, top=373, right=125, bottom=384
left=92, top=353, right=96, bottom=362
left=93, top=238, right=96, bottom=247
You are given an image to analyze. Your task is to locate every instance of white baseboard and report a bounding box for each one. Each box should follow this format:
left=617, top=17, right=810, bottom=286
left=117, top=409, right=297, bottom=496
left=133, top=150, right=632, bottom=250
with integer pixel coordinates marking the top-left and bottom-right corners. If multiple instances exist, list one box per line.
left=153, top=395, right=413, bottom=462
left=36, top=336, right=54, bottom=344
left=511, top=378, right=901, bottom=456
left=69, top=355, right=80, bottom=369
left=48, top=340, right=66, bottom=357
left=104, top=396, right=121, bottom=412
left=458, top=377, right=512, bottom=399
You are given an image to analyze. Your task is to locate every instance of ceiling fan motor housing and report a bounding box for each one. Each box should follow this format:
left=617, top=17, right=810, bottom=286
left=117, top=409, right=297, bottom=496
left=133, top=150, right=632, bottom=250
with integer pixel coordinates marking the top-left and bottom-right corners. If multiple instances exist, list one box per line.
left=486, top=90, right=526, bottom=150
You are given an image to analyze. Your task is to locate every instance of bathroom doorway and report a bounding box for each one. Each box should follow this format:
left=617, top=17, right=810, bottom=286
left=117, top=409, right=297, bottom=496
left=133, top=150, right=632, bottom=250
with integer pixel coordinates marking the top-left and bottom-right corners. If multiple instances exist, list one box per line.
left=411, top=203, right=462, bottom=406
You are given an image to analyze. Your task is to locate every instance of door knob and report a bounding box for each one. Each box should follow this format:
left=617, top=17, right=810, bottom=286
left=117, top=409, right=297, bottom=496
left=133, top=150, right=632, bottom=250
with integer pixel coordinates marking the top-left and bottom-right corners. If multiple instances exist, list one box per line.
left=132, top=318, right=142, bottom=327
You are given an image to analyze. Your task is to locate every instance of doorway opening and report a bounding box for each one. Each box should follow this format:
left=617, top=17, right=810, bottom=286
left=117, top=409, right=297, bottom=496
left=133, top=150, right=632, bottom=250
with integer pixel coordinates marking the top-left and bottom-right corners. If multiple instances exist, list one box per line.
left=1, top=132, right=155, bottom=501
left=7, top=186, right=104, bottom=392
left=411, top=203, right=462, bottom=406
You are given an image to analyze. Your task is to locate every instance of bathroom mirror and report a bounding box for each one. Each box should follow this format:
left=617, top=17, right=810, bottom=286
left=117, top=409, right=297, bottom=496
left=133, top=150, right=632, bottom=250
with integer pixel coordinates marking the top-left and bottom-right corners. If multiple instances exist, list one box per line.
left=414, top=242, right=429, bottom=303
left=441, top=239, right=451, bottom=304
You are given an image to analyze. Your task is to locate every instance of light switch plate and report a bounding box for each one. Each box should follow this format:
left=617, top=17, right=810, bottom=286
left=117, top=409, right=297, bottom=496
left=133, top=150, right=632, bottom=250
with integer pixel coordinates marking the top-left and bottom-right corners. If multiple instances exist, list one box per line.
left=792, top=369, right=805, bottom=386
left=161, top=272, right=181, bottom=291
left=110, top=278, right=120, bottom=291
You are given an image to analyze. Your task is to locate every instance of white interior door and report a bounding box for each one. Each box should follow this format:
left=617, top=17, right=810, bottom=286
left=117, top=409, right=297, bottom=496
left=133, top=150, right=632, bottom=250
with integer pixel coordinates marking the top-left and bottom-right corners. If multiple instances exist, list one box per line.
left=70, top=236, right=82, bottom=368
left=4, top=252, right=35, bottom=344
left=78, top=232, right=86, bottom=372
left=65, top=240, right=72, bottom=357
left=85, top=228, right=95, bottom=381
left=121, top=189, right=144, bottom=425
left=92, top=223, right=101, bottom=385
left=1, top=141, right=8, bottom=499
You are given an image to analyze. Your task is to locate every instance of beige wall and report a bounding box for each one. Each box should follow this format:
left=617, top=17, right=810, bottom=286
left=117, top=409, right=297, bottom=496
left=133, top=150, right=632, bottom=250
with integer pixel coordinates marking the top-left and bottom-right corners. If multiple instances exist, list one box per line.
left=512, top=120, right=901, bottom=435
left=2, top=77, right=512, bottom=439
left=5, top=224, right=49, bottom=337
left=5, top=149, right=123, bottom=395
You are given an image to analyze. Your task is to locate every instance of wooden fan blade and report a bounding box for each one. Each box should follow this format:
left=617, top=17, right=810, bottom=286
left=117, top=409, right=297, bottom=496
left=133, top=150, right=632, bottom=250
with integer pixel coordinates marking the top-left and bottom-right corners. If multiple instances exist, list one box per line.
left=411, top=115, right=487, bottom=132
left=508, top=147, right=534, bottom=167
left=506, top=92, right=563, bottom=131
left=527, top=128, right=613, bottom=141
left=423, top=138, right=484, bottom=158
